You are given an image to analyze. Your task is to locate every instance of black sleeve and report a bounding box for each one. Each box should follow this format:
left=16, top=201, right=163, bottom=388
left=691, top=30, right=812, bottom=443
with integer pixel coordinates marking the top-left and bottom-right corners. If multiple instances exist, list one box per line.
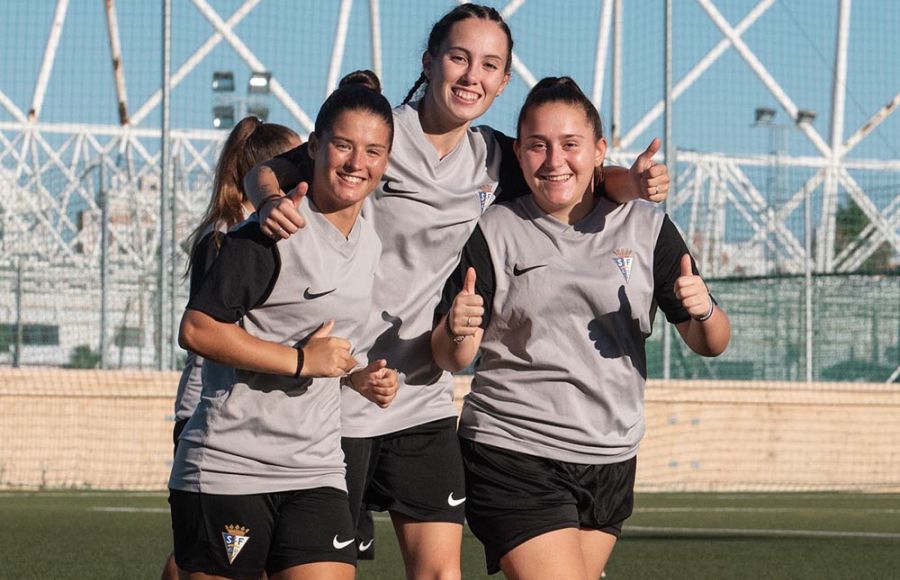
left=272, top=142, right=313, bottom=192
left=653, top=215, right=697, bottom=324
left=188, top=230, right=220, bottom=301
left=186, top=222, right=281, bottom=323
left=493, top=131, right=530, bottom=204
left=435, top=224, right=496, bottom=329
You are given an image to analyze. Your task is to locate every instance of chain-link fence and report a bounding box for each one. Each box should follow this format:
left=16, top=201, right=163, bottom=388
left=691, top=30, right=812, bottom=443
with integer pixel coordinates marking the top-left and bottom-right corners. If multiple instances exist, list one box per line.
left=0, top=0, right=897, bottom=380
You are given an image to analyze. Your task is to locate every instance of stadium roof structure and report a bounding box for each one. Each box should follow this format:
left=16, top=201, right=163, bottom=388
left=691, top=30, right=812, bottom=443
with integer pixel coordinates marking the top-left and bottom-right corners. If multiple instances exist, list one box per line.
left=0, top=0, right=897, bottom=369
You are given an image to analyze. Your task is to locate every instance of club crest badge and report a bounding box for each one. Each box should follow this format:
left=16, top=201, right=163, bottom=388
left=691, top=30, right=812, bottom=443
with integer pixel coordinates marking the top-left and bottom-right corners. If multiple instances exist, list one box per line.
left=478, top=184, right=496, bottom=213
left=612, top=248, right=634, bottom=282
left=222, top=524, right=250, bottom=564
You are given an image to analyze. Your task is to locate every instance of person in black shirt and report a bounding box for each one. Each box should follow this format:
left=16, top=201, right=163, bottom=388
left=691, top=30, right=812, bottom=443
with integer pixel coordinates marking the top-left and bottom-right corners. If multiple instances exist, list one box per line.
left=162, top=116, right=300, bottom=580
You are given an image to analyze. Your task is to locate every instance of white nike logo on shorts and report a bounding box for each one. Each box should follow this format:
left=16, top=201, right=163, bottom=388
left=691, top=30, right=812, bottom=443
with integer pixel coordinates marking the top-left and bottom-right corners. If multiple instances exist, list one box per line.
left=447, top=492, right=466, bottom=507
left=358, top=539, right=374, bottom=551
left=333, top=535, right=354, bottom=549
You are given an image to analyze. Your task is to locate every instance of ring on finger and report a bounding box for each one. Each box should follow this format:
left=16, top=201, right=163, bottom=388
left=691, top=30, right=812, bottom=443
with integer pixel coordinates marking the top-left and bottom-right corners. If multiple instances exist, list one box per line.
left=466, top=316, right=472, bottom=327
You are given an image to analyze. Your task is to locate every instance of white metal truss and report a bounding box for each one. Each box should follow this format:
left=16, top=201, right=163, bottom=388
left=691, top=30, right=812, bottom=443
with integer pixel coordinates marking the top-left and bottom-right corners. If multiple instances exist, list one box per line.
left=0, top=0, right=895, bottom=273
left=0, top=0, right=898, bottom=367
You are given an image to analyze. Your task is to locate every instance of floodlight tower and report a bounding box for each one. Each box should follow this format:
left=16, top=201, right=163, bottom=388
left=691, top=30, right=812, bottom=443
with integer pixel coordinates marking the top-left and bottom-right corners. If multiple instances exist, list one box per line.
left=752, top=107, right=786, bottom=274
left=212, top=70, right=272, bottom=128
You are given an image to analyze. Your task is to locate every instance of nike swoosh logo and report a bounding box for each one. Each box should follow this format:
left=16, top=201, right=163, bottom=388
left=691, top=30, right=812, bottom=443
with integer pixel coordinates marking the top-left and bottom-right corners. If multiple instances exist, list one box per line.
left=333, top=535, right=354, bottom=549
left=382, top=180, right=416, bottom=194
left=447, top=492, right=466, bottom=507
left=358, top=539, right=374, bottom=551
left=304, top=287, right=336, bottom=300
left=513, top=264, right=547, bottom=276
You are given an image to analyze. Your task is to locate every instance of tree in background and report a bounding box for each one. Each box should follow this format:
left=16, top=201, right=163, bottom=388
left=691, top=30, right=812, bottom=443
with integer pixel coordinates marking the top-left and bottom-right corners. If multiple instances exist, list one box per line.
left=834, top=201, right=894, bottom=273
left=65, top=344, right=101, bottom=369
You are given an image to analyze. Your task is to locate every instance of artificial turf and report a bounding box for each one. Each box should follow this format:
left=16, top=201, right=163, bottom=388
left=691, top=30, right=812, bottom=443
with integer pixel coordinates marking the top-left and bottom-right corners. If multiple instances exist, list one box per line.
left=2, top=491, right=898, bottom=579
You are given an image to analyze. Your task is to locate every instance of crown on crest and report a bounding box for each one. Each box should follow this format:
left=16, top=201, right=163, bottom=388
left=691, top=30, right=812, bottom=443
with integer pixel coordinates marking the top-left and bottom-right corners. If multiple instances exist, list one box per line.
left=224, top=524, right=249, bottom=536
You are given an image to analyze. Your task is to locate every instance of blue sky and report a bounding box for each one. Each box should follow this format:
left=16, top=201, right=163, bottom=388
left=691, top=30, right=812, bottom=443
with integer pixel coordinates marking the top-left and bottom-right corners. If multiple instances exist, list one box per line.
left=1, top=0, right=898, bottom=163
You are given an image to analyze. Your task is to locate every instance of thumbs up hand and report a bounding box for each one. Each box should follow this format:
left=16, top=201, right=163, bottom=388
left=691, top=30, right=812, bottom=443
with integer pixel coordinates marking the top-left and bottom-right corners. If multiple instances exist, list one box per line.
left=262, top=181, right=309, bottom=239
left=447, top=267, right=484, bottom=341
left=299, top=320, right=357, bottom=377
left=673, top=255, right=714, bottom=321
left=629, top=138, right=669, bottom=202
left=345, top=359, right=399, bottom=409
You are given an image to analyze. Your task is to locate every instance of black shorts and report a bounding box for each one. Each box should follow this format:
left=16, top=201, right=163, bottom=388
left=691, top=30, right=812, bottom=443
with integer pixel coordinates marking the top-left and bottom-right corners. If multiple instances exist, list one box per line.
left=459, top=437, right=636, bottom=575
left=342, top=416, right=466, bottom=525
left=169, top=487, right=356, bottom=579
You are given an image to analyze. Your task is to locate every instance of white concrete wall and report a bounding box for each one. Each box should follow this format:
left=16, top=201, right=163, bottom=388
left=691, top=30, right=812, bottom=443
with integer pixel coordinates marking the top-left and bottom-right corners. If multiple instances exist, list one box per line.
left=2, top=370, right=898, bottom=491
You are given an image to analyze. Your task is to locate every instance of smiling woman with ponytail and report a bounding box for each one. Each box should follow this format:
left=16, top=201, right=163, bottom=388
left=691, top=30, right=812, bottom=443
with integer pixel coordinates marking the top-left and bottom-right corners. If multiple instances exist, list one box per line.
left=433, top=77, right=730, bottom=579
left=168, top=80, right=399, bottom=580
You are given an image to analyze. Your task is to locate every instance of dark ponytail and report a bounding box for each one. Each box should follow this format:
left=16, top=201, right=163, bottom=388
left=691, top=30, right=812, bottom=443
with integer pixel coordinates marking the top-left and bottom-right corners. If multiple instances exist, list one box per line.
left=314, top=75, right=393, bottom=147
left=517, top=76, right=604, bottom=141
left=338, top=69, right=382, bottom=93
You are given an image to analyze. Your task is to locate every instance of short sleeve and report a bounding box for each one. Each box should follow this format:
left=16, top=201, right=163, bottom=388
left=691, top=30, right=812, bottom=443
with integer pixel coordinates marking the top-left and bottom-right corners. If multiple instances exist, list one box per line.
left=435, top=225, right=496, bottom=329
left=272, top=143, right=313, bottom=192
left=653, top=215, right=694, bottom=324
left=188, top=231, right=220, bottom=300
left=187, top=222, right=280, bottom=323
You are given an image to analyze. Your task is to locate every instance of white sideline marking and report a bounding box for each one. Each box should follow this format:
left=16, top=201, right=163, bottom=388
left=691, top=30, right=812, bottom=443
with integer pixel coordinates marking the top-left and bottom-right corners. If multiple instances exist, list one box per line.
left=626, top=525, right=900, bottom=539
left=74, top=508, right=900, bottom=539
left=91, top=507, right=169, bottom=513
left=89, top=508, right=397, bottom=520
left=0, top=492, right=167, bottom=498
left=638, top=507, right=900, bottom=514
left=709, top=493, right=900, bottom=501
left=82, top=508, right=900, bottom=538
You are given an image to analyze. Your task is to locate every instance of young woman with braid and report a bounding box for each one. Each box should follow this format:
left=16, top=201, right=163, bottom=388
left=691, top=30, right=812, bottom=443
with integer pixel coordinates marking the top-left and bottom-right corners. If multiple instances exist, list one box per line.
left=244, top=5, right=669, bottom=578
left=433, top=77, right=730, bottom=579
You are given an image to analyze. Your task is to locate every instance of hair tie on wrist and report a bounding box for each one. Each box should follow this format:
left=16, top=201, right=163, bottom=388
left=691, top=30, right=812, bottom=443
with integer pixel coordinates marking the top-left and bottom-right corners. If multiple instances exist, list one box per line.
left=293, top=344, right=304, bottom=378
left=694, top=295, right=715, bottom=322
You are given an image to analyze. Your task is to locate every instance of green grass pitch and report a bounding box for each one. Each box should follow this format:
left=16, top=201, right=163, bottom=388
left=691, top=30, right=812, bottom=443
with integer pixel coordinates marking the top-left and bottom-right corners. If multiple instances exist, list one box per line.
left=2, top=491, right=899, bottom=579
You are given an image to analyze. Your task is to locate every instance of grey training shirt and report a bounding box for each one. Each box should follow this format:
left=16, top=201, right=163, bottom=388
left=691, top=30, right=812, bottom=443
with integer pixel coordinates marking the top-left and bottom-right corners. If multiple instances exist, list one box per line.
left=342, top=103, right=513, bottom=437
left=169, top=196, right=381, bottom=494
left=439, top=195, right=696, bottom=464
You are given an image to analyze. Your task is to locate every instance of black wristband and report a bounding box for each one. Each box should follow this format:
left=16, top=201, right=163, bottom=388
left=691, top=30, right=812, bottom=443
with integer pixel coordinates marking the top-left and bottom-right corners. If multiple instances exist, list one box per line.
left=293, top=344, right=304, bottom=378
